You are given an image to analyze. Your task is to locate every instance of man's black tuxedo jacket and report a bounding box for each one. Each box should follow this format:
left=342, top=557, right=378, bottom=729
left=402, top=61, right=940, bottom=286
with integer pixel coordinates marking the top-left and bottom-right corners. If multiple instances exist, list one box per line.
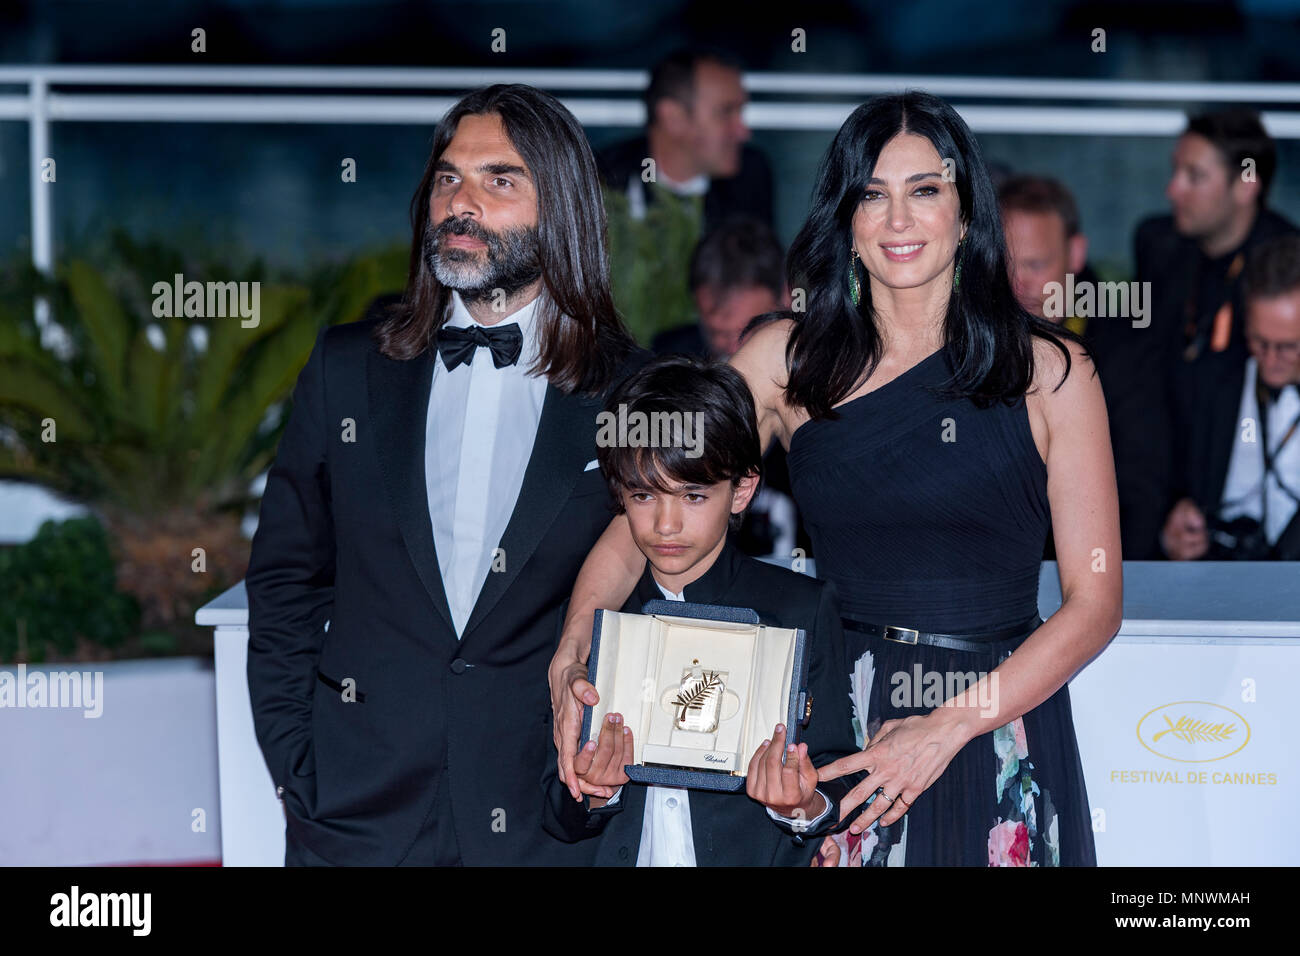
left=540, top=541, right=864, bottom=866
left=246, top=316, right=646, bottom=865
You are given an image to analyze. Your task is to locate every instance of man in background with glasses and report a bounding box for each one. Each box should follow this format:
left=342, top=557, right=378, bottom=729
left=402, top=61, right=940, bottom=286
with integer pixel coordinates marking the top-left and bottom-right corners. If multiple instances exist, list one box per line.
left=1162, top=235, right=1300, bottom=560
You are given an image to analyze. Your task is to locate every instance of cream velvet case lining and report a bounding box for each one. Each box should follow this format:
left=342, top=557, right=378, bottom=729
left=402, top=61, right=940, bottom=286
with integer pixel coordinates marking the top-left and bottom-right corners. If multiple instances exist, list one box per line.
left=581, top=600, right=810, bottom=792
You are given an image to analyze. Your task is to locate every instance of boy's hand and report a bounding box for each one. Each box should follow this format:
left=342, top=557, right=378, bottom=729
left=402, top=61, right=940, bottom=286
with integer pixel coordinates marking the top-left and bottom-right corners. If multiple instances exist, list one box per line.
left=573, top=712, right=633, bottom=805
left=745, top=723, right=825, bottom=821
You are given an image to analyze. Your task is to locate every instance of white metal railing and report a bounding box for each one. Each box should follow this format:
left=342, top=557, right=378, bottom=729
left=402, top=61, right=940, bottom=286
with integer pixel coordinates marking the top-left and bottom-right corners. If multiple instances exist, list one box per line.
left=4, top=65, right=1300, bottom=100
left=3, top=65, right=1300, bottom=279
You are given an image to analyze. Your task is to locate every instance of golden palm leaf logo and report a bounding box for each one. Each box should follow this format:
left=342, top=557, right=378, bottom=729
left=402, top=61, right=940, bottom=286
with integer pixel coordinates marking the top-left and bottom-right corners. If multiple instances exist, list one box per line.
left=1151, top=714, right=1236, bottom=744
left=674, top=670, right=723, bottom=730
left=1136, top=702, right=1251, bottom=762
left=676, top=671, right=728, bottom=723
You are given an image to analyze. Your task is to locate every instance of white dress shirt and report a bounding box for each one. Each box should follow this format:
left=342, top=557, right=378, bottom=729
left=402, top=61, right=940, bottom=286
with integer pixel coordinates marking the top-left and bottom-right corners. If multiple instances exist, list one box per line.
left=604, top=578, right=831, bottom=866
left=632, top=581, right=699, bottom=867
left=1218, top=358, right=1300, bottom=544
left=425, top=290, right=548, bottom=637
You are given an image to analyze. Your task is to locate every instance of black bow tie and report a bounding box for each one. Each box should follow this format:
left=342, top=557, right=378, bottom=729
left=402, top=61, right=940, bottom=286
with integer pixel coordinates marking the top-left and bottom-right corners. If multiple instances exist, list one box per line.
left=435, top=322, right=523, bottom=371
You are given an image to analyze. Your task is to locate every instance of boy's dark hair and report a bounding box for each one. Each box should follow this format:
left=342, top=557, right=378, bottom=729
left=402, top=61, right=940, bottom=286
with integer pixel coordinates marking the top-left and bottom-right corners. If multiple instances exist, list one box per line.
left=1185, top=109, right=1277, bottom=207
left=1243, top=234, right=1300, bottom=303
left=597, top=355, right=762, bottom=531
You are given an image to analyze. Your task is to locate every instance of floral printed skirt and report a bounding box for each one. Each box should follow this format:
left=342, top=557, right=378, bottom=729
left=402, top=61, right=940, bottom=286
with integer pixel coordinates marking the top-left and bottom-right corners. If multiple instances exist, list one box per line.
left=830, top=625, right=1097, bottom=867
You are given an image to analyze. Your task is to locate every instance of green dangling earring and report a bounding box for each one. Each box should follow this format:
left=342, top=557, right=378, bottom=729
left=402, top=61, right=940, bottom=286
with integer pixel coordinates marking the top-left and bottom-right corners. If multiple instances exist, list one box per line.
left=953, top=237, right=965, bottom=292
left=848, top=248, right=862, bottom=307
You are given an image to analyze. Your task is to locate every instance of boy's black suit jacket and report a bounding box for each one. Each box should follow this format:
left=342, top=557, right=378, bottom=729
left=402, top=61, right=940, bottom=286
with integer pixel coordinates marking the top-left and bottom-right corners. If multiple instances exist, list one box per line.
left=246, top=316, right=646, bottom=865
left=541, top=540, right=864, bottom=866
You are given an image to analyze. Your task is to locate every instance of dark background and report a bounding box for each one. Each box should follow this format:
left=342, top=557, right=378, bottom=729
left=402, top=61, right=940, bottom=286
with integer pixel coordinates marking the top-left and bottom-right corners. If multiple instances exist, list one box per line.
left=2, top=0, right=1300, bottom=274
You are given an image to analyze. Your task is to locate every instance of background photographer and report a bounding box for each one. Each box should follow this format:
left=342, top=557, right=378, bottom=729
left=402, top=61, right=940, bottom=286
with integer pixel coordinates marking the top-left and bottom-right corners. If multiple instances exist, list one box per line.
left=1162, top=234, right=1300, bottom=560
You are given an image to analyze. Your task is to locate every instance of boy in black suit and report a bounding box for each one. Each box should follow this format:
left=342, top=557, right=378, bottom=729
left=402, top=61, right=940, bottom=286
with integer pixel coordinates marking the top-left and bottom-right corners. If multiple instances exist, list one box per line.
left=541, top=355, right=861, bottom=865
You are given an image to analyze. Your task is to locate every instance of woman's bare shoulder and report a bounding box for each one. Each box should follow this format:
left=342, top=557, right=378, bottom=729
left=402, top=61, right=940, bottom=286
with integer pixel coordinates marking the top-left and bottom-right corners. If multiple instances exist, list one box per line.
left=730, top=317, right=795, bottom=400
left=1030, top=330, right=1097, bottom=398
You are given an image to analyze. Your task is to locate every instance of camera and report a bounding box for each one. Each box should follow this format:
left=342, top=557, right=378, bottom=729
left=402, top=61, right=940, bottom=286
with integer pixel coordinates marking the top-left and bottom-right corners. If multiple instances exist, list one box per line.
left=1206, top=514, right=1274, bottom=560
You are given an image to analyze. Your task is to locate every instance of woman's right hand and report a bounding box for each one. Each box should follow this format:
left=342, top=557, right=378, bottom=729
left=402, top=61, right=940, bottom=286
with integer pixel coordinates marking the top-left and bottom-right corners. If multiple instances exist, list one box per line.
left=546, top=514, right=647, bottom=799
left=548, top=633, right=602, bottom=800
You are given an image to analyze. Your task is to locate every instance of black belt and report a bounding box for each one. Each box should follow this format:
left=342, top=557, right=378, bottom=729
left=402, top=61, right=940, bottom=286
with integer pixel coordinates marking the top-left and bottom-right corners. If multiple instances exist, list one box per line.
left=840, top=612, right=1042, bottom=653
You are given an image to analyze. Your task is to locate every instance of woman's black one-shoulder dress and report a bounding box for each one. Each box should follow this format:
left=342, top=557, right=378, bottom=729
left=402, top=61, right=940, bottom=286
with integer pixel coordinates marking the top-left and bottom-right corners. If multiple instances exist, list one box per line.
left=787, top=346, right=1096, bottom=866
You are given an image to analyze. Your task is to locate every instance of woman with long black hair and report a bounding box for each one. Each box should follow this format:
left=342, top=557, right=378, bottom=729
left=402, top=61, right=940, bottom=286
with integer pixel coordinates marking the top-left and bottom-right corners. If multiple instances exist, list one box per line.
left=549, top=90, right=1121, bottom=866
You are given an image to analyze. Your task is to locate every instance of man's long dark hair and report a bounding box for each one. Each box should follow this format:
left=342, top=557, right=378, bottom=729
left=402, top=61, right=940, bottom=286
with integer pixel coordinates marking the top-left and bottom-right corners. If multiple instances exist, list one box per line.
left=372, top=84, right=635, bottom=395
left=777, top=90, right=1085, bottom=419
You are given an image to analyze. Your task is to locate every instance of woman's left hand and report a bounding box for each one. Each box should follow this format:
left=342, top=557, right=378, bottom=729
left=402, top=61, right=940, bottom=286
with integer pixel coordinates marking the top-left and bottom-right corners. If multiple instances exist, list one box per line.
left=816, top=710, right=971, bottom=832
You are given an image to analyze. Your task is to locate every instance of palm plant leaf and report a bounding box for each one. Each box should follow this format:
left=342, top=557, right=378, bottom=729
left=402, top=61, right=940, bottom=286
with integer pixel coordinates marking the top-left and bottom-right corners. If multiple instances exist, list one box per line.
left=0, top=360, right=98, bottom=442
left=64, top=259, right=132, bottom=410
left=188, top=313, right=320, bottom=497
left=191, top=283, right=306, bottom=427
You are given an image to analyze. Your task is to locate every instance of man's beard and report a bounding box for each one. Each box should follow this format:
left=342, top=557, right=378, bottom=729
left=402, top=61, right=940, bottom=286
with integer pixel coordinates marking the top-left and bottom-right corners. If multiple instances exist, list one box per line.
left=424, top=216, right=543, bottom=304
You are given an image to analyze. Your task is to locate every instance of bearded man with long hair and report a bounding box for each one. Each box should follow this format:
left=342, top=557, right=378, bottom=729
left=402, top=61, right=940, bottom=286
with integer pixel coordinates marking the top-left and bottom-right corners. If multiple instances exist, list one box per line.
left=247, top=84, right=643, bottom=866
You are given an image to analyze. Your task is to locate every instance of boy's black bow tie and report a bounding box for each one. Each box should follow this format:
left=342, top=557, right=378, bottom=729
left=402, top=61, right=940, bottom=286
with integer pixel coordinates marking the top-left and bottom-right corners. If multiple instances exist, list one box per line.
left=435, top=322, right=523, bottom=370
